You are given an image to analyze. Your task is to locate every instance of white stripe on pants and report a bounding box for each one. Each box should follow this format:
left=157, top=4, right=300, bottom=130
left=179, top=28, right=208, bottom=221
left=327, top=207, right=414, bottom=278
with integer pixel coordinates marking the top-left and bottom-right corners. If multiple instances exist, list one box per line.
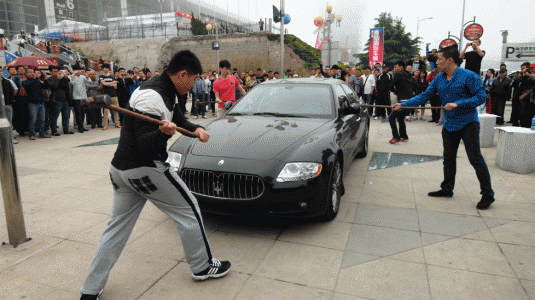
left=81, top=161, right=212, bottom=295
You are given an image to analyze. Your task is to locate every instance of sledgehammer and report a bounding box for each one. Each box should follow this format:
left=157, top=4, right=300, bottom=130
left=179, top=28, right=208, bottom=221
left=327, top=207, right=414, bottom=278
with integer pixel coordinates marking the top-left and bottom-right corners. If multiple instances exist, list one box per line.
left=83, top=95, right=198, bottom=138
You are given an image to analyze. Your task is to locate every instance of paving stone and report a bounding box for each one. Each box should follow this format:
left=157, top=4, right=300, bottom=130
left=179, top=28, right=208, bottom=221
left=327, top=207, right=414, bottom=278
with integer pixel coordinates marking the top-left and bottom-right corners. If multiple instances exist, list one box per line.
left=336, top=258, right=430, bottom=299
left=500, top=243, right=535, bottom=281
left=386, top=248, right=426, bottom=264
left=278, top=221, right=352, bottom=251
left=235, top=276, right=333, bottom=300
left=345, top=224, right=422, bottom=257
left=255, top=241, right=343, bottom=290
left=354, top=203, right=419, bottom=231
left=138, top=263, right=249, bottom=300
left=491, top=222, right=535, bottom=247
left=428, top=266, right=529, bottom=300
left=341, top=251, right=379, bottom=269
left=418, top=210, right=487, bottom=237
left=424, top=238, right=516, bottom=277
left=421, top=233, right=454, bottom=246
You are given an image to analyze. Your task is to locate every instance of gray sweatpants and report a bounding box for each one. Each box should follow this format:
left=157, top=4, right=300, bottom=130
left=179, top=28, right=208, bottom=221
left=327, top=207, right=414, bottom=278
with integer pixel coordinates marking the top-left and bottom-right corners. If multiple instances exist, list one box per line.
left=81, top=161, right=212, bottom=295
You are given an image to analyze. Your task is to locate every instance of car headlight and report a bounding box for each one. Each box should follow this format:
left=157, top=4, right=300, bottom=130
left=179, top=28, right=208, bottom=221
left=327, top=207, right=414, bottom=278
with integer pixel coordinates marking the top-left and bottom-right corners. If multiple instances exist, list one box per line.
left=166, top=152, right=183, bottom=170
left=276, top=163, right=322, bottom=182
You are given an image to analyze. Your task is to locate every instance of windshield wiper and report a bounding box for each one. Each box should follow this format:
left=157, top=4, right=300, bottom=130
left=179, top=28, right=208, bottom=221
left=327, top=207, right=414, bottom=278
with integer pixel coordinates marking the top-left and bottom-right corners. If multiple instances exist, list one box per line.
left=252, top=112, right=309, bottom=118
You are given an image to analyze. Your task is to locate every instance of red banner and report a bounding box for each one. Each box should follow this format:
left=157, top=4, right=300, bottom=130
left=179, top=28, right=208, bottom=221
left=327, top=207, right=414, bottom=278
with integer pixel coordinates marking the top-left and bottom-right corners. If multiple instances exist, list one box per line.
left=369, top=28, right=384, bottom=68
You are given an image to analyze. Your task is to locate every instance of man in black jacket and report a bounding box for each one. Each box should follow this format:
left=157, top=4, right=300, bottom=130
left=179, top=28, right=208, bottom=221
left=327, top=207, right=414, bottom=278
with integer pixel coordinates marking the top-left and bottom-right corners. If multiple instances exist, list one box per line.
left=388, top=60, right=413, bottom=143
left=489, top=69, right=511, bottom=125
left=22, top=68, right=50, bottom=140
left=375, top=65, right=392, bottom=119
left=509, top=71, right=523, bottom=126
left=115, top=68, right=131, bottom=126
left=80, top=51, right=231, bottom=300
left=47, top=66, right=74, bottom=135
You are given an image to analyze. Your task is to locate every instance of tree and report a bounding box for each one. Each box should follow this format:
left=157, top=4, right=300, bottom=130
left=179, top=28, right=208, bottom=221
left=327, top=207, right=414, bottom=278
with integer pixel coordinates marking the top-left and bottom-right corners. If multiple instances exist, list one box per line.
left=190, top=12, right=208, bottom=36
left=355, top=12, right=419, bottom=69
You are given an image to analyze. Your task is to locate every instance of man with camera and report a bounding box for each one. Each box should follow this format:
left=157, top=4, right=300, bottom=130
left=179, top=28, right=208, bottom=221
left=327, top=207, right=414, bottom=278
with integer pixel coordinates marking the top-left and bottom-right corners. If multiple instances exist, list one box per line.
left=460, top=39, right=485, bottom=76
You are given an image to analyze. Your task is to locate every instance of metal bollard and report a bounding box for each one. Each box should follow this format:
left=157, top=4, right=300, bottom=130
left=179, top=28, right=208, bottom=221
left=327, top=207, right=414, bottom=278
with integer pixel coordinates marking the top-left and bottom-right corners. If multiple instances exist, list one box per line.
left=0, top=78, right=28, bottom=246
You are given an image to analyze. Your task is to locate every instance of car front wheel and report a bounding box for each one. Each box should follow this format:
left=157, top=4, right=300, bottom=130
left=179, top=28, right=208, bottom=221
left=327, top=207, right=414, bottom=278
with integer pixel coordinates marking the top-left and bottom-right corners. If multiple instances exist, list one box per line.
left=321, top=158, right=342, bottom=221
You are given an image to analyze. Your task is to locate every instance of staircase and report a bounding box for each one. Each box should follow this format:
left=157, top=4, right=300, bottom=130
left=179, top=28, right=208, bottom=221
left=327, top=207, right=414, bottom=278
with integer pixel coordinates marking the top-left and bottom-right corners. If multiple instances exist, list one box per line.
left=23, top=43, right=77, bottom=65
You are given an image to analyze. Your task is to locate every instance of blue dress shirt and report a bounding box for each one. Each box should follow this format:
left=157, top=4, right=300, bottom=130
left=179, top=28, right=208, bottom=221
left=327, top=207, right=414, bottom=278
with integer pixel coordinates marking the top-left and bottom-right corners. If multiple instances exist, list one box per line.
left=401, top=67, right=486, bottom=132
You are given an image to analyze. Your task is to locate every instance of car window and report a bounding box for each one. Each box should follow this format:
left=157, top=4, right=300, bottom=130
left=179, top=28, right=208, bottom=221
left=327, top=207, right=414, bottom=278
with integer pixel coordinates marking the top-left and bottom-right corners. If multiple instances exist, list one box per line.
left=230, top=84, right=335, bottom=118
left=341, top=84, right=357, bottom=103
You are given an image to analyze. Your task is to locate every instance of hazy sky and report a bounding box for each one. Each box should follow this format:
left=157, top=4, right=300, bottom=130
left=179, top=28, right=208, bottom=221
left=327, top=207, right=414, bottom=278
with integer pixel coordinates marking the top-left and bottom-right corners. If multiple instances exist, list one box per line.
left=207, top=0, right=535, bottom=70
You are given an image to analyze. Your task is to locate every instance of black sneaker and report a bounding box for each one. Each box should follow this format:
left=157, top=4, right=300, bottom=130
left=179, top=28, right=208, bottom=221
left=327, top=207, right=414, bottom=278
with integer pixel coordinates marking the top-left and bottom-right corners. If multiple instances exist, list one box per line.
left=80, top=293, right=100, bottom=300
left=52, top=133, right=60, bottom=137
left=477, top=195, right=495, bottom=210
left=428, top=190, right=453, bottom=197
left=192, top=258, right=231, bottom=281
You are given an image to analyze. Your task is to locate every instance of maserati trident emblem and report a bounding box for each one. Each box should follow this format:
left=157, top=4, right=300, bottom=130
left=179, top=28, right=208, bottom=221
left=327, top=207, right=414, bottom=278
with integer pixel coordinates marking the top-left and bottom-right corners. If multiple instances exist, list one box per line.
left=218, top=160, right=225, bottom=166
left=213, top=177, right=224, bottom=196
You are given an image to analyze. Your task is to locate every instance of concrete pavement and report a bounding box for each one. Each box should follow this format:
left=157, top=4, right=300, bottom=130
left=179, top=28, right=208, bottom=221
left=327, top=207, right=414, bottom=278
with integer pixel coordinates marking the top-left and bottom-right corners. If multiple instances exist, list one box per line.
left=1, top=106, right=534, bottom=300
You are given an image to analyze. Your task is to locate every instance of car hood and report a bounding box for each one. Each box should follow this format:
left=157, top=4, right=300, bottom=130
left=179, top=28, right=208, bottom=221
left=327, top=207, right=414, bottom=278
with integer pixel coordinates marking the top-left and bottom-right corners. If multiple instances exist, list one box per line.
left=190, top=116, right=329, bottom=160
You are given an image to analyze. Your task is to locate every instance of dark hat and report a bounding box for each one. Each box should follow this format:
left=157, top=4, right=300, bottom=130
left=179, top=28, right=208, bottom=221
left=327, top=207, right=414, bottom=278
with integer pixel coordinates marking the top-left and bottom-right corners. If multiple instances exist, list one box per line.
left=331, top=65, right=341, bottom=70
left=499, top=68, right=507, bottom=73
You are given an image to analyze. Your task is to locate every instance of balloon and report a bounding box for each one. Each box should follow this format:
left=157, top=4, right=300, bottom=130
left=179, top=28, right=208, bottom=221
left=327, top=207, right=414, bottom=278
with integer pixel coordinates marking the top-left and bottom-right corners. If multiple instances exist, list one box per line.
left=314, top=17, right=324, bottom=27
left=284, top=13, right=291, bottom=25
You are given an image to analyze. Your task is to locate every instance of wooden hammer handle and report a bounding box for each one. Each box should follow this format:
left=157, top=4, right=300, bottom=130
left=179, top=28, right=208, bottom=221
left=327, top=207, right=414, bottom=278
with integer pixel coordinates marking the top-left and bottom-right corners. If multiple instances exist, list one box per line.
left=103, top=104, right=198, bottom=138
left=361, top=104, right=445, bottom=109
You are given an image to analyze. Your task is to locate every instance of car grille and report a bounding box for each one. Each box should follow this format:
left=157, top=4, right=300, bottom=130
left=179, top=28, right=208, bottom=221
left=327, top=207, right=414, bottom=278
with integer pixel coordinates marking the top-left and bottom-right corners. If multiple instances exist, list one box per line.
left=180, top=169, right=265, bottom=200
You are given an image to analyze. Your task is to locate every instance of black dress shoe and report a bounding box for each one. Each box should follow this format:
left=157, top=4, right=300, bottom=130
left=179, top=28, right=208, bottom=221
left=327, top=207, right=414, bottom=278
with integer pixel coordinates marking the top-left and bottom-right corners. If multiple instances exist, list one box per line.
left=64, top=131, right=75, bottom=134
left=52, top=133, right=60, bottom=137
left=78, top=130, right=84, bottom=133
left=428, top=190, right=453, bottom=197
left=477, top=195, right=495, bottom=210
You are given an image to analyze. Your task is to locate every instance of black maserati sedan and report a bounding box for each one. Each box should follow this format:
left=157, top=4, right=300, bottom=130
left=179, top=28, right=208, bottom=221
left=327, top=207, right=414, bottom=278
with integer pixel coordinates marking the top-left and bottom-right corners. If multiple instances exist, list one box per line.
left=167, top=78, right=370, bottom=220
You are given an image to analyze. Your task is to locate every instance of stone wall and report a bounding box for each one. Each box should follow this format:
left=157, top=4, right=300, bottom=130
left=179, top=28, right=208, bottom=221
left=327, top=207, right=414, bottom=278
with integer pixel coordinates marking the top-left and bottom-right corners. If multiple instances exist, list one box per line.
left=67, top=33, right=309, bottom=74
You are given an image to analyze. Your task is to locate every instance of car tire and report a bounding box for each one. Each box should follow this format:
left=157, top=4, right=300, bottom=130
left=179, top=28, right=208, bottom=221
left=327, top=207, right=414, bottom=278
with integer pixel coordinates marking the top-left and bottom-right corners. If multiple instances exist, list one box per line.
left=355, top=124, right=369, bottom=158
left=321, top=158, right=342, bottom=221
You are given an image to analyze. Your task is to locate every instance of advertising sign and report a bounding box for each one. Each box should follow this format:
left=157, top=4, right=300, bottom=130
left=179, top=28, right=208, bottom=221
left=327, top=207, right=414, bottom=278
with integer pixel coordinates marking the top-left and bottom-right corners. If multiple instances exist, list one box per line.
left=464, top=23, right=484, bottom=41
left=369, top=28, right=384, bottom=68
left=55, top=0, right=78, bottom=22
left=439, top=38, right=457, bottom=49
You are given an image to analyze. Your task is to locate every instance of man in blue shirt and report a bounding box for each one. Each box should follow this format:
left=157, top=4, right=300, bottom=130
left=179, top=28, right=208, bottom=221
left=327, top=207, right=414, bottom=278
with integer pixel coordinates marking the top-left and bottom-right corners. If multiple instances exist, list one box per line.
left=393, top=45, right=495, bottom=210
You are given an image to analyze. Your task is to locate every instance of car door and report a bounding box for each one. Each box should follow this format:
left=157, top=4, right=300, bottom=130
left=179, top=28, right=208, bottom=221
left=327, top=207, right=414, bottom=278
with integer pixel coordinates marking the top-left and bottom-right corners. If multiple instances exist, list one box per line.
left=335, top=84, right=360, bottom=162
left=341, top=84, right=365, bottom=153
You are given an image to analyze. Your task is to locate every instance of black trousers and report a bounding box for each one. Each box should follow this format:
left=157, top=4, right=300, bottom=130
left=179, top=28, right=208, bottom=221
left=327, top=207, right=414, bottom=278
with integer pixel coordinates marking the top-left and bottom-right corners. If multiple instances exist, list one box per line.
left=430, top=95, right=441, bottom=121
left=441, top=122, right=493, bottom=196
left=490, top=95, right=506, bottom=124
left=375, top=92, right=390, bottom=117
left=72, top=100, right=85, bottom=131
left=12, top=98, right=29, bottom=136
left=86, top=104, right=102, bottom=128
left=510, top=96, right=521, bottom=126
left=388, top=109, right=409, bottom=140
left=520, top=101, right=535, bottom=128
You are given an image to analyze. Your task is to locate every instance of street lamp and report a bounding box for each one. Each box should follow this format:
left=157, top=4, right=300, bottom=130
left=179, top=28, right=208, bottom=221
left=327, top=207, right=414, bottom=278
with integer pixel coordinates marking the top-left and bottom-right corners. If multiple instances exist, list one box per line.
left=318, top=4, right=342, bottom=67
left=206, top=23, right=220, bottom=69
left=416, top=17, right=432, bottom=53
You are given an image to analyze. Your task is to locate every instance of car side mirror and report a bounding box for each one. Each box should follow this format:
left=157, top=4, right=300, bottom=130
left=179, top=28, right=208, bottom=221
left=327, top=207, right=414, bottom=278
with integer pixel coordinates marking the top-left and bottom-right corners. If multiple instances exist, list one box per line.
left=339, top=97, right=361, bottom=116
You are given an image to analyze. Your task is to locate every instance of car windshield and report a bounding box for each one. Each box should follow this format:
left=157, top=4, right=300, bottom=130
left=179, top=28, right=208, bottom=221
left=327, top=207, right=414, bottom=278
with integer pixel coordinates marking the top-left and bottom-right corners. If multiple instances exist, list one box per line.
left=228, top=84, right=334, bottom=118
